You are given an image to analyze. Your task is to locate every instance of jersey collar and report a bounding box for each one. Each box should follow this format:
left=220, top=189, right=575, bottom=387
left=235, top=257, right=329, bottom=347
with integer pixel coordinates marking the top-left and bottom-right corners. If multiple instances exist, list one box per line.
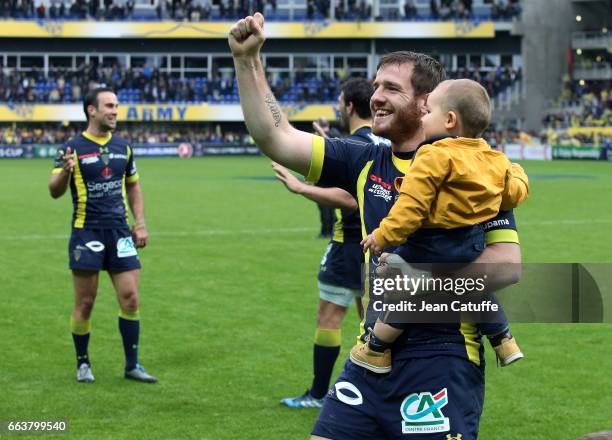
left=82, top=131, right=112, bottom=146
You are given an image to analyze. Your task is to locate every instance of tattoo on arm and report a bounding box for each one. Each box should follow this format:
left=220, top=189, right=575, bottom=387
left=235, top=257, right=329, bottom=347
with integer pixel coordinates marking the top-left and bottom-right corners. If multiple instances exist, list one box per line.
left=264, top=93, right=282, bottom=127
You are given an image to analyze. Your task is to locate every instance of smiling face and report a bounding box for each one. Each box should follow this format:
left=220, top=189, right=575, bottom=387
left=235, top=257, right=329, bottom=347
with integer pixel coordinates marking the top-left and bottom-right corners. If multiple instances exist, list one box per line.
left=370, top=63, right=424, bottom=144
left=88, top=91, right=118, bottom=132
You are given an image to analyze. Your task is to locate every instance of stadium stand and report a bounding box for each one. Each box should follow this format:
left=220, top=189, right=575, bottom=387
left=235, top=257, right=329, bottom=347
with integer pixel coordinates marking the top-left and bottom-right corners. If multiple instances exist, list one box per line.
left=0, top=63, right=521, bottom=104
left=0, top=0, right=520, bottom=21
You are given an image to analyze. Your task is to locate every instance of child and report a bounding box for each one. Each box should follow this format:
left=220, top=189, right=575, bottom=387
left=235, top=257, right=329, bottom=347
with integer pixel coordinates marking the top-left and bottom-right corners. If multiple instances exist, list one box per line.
left=351, top=79, right=528, bottom=373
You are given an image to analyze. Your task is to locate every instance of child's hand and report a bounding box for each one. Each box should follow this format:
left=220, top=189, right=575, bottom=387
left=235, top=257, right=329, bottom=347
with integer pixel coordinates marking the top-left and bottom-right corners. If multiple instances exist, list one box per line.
left=361, top=233, right=382, bottom=256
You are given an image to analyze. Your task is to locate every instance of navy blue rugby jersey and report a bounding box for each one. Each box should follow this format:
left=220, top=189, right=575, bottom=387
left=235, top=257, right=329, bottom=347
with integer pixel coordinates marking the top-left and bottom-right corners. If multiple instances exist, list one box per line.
left=52, top=132, right=139, bottom=229
left=306, top=135, right=520, bottom=366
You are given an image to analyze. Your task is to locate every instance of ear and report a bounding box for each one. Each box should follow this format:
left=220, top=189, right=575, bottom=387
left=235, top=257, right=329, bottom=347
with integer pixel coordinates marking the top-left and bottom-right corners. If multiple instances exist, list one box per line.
left=446, top=110, right=458, bottom=131
left=416, top=94, right=428, bottom=115
left=346, top=101, right=354, bottom=116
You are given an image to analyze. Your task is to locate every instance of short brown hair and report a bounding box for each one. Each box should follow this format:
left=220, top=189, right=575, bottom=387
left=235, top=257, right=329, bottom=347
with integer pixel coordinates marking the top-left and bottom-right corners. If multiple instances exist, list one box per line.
left=377, top=51, right=447, bottom=97
left=441, top=79, right=491, bottom=137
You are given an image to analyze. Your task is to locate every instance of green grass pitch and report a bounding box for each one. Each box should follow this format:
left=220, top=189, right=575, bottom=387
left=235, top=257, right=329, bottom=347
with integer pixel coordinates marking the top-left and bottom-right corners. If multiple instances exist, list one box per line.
left=0, top=157, right=611, bottom=439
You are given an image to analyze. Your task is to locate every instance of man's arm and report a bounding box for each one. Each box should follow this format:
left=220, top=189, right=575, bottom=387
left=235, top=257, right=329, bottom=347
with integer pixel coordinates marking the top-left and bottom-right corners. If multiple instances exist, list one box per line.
left=272, top=162, right=357, bottom=210
left=229, top=13, right=313, bottom=176
left=474, top=242, right=522, bottom=290
left=126, top=180, right=148, bottom=248
left=49, top=147, right=74, bottom=199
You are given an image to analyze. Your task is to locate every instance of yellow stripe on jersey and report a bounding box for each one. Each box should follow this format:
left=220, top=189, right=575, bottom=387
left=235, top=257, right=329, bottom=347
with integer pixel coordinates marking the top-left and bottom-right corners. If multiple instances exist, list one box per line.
left=82, top=131, right=111, bottom=145
left=459, top=322, right=481, bottom=366
left=332, top=209, right=344, bottom=243
left=356, top=160, right=374, bottom=342
left=126, top=173, right=140, bottom=183
left=486, top=229, right=519, bottom=244
left=121, top=176, right=130, bottom=224
left=391, top=153, right=412, bottom=174
left=52, top=168, right=63, bottom=174
left=306, top=135, right=325, bottom=183
left=72, top=151, right=87, bottom=228
left=125, top=145, right=140, bottom=183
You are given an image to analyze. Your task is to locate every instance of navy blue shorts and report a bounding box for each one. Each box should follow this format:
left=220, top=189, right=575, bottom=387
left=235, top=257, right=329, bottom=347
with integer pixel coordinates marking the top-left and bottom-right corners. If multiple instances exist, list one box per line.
left=318, top=240, right=363, bottom=291
left=312, top=356, right=484, bottom=440
left=68, top=227, right=141, bottom=273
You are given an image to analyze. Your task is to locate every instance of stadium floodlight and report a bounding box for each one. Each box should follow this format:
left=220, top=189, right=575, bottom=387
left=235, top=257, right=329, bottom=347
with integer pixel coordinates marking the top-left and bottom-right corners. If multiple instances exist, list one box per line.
left=579, top=79, right=586, bottom=86
left=575, top=15, right=582, bottom=22
left=576, top=48, right=582, bottom=55
left=602, top=27, right=608, bottom=33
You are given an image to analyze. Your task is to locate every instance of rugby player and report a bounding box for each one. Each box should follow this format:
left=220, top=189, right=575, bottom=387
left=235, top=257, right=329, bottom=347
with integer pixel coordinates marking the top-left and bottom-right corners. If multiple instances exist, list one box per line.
left=229, top=14, right=521, bottom=438
left=49, top=87, right=157, bottom=384
left=274, top=78, right=388, bottom=408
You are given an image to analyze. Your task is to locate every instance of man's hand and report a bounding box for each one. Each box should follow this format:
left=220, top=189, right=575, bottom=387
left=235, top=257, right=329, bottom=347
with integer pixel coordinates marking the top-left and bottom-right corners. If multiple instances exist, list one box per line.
left=59, top=147, right=75, bottom=174
left=361, top=233, right=382, bottom=256
left=132, top=222, right=148, bottom=249
left=228, top=12, right=266, bottom=58
left=272, top=161, right=306, bottom=194
left=312, top=121, right=327, bottom=138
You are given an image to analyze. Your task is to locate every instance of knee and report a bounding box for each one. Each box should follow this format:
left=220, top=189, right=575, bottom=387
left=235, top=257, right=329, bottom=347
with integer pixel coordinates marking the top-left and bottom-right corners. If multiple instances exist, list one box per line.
left=76, top=296, right=96, bottom=316
left=123, top=290, right=140, bottom=311
left=317, top=308, right=345, bottom=329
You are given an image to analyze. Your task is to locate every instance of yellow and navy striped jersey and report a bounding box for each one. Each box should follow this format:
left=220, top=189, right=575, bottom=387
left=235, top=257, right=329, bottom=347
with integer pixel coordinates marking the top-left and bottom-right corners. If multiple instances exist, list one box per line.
left=52, top=132, right=139, bottom=229
left=306, top=135, right=520, bottom=367
left=328, top=125, right=389, bottom=244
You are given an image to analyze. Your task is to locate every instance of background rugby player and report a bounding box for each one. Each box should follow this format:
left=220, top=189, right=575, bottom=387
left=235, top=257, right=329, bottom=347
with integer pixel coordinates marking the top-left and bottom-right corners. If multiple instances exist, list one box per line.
left=274, top=78, right=388, bottom=408
left=49, top=87, right=157, bottom=384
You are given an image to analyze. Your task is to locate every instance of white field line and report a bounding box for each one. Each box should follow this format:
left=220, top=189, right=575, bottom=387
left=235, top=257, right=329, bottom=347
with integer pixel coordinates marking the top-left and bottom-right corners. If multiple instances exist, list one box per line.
left=1, top=219, right=612, bottom=241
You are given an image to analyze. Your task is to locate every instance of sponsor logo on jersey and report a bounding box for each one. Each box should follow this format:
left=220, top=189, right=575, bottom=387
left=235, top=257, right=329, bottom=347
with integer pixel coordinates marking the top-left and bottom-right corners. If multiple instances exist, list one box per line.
left=101, top=167, right=113, bottom=179
left=482, top=218, right=510, bottom=231
left=109, top=153, right=128, bottom=160
left=400, top=388, right=450, bottom=434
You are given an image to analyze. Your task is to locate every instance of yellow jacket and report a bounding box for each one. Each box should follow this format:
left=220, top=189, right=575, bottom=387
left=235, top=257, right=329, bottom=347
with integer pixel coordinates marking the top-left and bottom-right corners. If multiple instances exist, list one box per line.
left=373, top=137, right=529, bottom=248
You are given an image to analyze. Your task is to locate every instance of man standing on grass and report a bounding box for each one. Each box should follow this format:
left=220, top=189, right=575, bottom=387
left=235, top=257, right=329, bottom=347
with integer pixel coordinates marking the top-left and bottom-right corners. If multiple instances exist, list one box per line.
left=274, top=77, right=389, bottom=408
left=49, top=87, right=157, bottom=384
left=229, top=13, right=522, bottom=438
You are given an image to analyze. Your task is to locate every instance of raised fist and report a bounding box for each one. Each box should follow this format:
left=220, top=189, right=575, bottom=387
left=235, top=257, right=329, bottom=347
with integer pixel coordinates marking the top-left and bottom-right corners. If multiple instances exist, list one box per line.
left=228, top=13, right=266, bottom=58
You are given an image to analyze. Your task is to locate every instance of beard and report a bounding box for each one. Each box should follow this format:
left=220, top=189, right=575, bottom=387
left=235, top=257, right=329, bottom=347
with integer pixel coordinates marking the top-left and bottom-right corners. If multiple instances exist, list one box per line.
left=338, top=108, right=350, bottom=131
left=372, top=99, right=422, bottom=144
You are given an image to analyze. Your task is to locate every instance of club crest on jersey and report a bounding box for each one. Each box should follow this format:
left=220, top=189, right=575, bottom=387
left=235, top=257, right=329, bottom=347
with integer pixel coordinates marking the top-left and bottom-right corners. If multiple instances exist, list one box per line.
left=99, top=147, right=110, bottom=166
left=400, top=388, right=450, bottom=434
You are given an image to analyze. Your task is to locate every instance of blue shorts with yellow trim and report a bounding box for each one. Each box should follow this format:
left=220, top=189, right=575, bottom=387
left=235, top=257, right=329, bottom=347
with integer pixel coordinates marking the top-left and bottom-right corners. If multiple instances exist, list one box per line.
left=68, top=227, right=141, bottom=273
left=312, top=356, right=484, bottom=440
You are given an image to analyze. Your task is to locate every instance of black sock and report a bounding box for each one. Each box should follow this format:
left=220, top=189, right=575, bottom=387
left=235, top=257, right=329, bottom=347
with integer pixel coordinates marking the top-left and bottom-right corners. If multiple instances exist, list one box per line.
left=310, top=344, right=341, bottom=399
left=369, top=333, right=392, bottom=353
left=118, top=316, right=140, bottom=371
left=487, top=328, right=511, bottom=347
left=72, top=333, right=90, bottom=367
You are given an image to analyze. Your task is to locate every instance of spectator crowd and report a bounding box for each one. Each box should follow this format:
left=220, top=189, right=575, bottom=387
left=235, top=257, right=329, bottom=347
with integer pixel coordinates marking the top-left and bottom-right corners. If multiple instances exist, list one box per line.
left=0, top=122, right=253, bottom=145
left=0, top=62, right=522, bottom=105
left=0, top=0, right=519, bottom=21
